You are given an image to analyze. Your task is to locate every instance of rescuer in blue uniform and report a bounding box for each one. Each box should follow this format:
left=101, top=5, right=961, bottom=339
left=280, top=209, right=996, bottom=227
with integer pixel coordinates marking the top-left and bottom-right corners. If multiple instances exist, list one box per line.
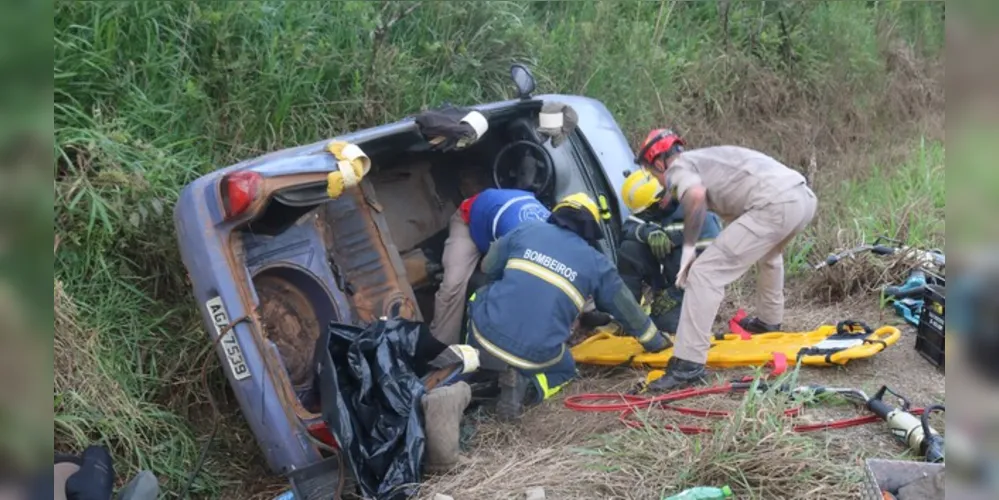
left=430, top=188, right=551, bottom=346
left=614, top=169, right=723, bottom=333
left=465, top=192, right=671, bottom=421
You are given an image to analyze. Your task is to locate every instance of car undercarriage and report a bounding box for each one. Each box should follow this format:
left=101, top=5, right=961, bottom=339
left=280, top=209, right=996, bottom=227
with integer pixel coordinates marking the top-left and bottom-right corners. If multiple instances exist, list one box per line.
left=175, top=67, right=636, bottom=496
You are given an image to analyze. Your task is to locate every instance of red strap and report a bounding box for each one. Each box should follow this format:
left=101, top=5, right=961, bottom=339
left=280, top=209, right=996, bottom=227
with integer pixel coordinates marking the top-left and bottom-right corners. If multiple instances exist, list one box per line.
left=767, top=352, right=788, bottom=377
left=729, top=308, right=752, bottom=340
left=458, top=194, right=479, bottom=224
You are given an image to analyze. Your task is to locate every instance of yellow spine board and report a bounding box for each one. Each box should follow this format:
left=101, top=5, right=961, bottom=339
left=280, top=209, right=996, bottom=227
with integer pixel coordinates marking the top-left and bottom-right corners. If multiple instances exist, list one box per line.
left=570, top=323, right=901, bottom=368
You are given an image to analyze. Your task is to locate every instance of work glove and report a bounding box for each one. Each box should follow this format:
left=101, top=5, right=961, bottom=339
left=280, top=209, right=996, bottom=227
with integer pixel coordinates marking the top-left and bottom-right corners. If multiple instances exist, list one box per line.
left=675, top=244, right=697, bottom=289
left=646, top=226, right=673, bottom=260
left=538, top=101, right=579, bottom=148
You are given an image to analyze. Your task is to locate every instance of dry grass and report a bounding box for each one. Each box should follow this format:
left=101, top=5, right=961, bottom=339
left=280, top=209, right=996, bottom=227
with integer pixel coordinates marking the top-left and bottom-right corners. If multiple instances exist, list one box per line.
left=418, top=372, right=867, bottom=499
left=54, top=279, right=98, bottom=396
left=53, top=278, right=130, bottom=450
left=412, top=273, right=945, bottom=500
left=803, top=252, right=929, bottom=305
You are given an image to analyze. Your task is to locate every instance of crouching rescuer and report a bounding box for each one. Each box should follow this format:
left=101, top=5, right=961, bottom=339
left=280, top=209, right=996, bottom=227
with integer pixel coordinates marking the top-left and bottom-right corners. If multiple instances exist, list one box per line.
left=466, top=192, right=671, bottom=421
left=618, top=169, right=722, bottom=333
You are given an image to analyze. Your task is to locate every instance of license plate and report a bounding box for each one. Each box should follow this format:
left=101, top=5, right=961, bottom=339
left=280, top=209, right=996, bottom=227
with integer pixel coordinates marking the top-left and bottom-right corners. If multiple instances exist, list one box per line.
left=205, top=296, right=251, bottom=381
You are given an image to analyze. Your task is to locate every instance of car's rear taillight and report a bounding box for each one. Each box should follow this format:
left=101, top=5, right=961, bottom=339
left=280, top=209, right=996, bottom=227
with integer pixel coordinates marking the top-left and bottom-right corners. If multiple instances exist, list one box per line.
left=220, top=171, right=262, bottom=219
left=307, top=421, right=340, bottom=449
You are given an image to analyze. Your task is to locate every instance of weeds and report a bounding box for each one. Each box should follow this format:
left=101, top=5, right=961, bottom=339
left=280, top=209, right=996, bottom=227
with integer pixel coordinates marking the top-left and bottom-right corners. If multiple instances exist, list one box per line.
left=422, top=370, right=867, bottom=499
left=573, top=372, right=864, bottom=499
left=54, top=0, right=944, bottom=496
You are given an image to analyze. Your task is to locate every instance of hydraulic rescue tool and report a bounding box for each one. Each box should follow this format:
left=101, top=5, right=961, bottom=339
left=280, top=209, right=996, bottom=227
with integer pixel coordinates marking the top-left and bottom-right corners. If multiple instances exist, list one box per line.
left=812, top=236, right=945, bottom=271
left=866, top=385, right=945, bottom=463
left=566, top=376, right=947, bottom=463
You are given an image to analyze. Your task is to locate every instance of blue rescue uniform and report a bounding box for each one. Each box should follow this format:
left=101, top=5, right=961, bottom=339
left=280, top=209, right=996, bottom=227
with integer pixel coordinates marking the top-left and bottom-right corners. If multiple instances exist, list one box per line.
left=618, top=203, right=723, bottom=332
left=467, top=222, right=666, bottom=400
left=468, top=188, right=551, bottom=254
left=622, top=203, right=723, bottom=289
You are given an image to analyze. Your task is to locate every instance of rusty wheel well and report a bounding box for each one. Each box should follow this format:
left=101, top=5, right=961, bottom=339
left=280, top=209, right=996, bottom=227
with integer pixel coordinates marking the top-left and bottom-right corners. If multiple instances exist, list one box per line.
left=252, top=265, right=339, bottom=389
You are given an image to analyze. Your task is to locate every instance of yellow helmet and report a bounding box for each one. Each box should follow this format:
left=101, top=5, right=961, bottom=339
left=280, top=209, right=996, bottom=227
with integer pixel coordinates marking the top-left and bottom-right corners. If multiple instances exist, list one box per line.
left=554, top=192, right=601, bottom=222
left=621, top=170, right=665, bottom=214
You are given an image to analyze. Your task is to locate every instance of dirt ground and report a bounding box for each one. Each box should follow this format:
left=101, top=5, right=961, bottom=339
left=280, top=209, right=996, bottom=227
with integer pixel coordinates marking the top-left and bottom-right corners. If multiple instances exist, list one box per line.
left=234, top=276, right=946, bottom=500
left=415, top=280, right=946, bottom=500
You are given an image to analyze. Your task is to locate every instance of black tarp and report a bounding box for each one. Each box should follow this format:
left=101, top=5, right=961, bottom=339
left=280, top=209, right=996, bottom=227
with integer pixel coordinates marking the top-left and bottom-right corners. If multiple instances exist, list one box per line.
left=317, top=318, right=447, bottom=500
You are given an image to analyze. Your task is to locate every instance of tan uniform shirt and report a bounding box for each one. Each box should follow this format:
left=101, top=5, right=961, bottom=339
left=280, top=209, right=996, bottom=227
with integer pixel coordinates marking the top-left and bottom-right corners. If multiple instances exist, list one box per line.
left=665, top=146, right=807, bottom=221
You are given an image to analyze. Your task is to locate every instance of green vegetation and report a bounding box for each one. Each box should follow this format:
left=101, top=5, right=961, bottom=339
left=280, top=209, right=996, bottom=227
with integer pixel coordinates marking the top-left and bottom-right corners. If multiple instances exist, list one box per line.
left=839, top=138, right=945, bottom=249
left=579, top=371, right=867, bottom=499
left=54, top=0, right=944, bottom=496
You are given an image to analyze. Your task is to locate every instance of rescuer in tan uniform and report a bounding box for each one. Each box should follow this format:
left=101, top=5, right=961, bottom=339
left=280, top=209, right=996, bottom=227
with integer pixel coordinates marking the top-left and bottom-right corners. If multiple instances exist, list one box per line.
left=634, top=129, right=817, bottom=391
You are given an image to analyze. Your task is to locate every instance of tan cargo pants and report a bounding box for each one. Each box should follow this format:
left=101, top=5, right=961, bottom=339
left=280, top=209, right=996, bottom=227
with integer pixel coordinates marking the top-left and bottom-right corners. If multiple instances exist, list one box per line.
left=430, top=211, right=481, bottom=345
left=672, top=185, right=817, bottom=364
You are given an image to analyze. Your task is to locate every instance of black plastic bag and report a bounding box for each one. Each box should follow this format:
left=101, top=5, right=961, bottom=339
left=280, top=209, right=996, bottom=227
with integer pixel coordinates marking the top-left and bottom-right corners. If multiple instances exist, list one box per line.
left=317, top=318, right=447, bottom=500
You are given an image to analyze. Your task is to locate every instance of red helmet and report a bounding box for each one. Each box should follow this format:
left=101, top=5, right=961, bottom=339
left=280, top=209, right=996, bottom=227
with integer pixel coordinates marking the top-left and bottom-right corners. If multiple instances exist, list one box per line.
left=637, top=128, right=685, bottom=168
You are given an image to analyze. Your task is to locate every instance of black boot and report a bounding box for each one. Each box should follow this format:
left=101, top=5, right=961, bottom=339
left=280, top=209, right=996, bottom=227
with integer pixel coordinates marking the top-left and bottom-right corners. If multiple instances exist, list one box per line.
left=496, top=367, right=530, bottom=421
left=738, top=316, right=780, bottom=334
left=578, top=311, right=613, bottom=328
left=650, top=289, right=681, bottom=333
left=644, top=357, right=707, bottom=393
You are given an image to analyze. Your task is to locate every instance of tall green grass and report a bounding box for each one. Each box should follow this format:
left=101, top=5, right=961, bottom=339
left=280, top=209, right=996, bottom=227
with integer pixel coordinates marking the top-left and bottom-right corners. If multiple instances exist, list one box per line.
left=837, top=138, right=945, bottom=249
left=784, top=137, right=945, bottom=274
left=54, top=0, right=944, bottom=496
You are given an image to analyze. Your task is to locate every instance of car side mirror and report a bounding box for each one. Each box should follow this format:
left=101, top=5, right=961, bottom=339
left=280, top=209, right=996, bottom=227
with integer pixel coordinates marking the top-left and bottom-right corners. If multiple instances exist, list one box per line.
left=510, top=64, right=536, bottom=99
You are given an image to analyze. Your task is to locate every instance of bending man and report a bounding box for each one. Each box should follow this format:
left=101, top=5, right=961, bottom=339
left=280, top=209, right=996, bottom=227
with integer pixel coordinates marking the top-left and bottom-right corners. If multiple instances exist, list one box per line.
left=466, top=193, right=670, bottom=421
left=635, top=129, right=817, bottom=391
left=430, top=187, right=551, bottom=346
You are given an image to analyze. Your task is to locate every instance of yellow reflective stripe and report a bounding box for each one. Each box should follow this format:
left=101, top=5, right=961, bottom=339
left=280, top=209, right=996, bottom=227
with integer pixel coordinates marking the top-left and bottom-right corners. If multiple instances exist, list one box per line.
left=534, top=373, right=568, bottom=400
left=470, top=323, right=564, bottom=370
left=505, top=258, right=585, bottom=310
left=469, top=292, right=477, bottom=301
left=637, top=322, right=658, bottom=344
left=597, top=195, right=612, bottom=220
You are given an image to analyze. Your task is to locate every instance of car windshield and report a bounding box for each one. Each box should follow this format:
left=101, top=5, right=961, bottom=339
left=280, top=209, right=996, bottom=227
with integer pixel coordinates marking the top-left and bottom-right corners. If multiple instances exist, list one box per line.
left=563, top=131, right=623, bottom=260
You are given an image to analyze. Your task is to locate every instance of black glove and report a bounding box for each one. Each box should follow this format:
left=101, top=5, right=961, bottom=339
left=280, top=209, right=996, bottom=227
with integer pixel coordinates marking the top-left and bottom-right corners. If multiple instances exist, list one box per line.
left=427, top=124, right=477, bottom=152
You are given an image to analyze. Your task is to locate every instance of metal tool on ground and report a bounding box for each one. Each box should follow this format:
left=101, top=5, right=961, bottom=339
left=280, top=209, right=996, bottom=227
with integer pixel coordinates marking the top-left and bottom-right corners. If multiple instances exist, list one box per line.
left=890, top=297, right=922, bottom=326
left=882, top=269, right=930, bottom=326
left=812, top=236, right=945, bottom=271
left=866, top=386, right=945, bottom=463
left=564, top=373, right=944, bottom=462
left=883, top=269, right=929, bottom=300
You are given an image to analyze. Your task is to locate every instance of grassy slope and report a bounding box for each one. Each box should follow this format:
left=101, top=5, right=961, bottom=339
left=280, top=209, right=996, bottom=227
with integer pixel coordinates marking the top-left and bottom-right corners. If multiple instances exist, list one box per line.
left=53, top=0, right=944, bottom=496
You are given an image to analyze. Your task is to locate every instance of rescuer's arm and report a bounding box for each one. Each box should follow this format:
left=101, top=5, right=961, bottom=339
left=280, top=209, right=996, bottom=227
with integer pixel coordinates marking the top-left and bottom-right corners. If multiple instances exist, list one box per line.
left=591, top=256, right=671, bottom=352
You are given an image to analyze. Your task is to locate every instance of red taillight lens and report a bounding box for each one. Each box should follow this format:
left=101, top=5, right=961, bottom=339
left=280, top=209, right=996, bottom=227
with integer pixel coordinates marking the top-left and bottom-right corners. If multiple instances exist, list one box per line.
left=221, top=171, right=262, bottom=219
left=306, top=421, right=340, bottom=449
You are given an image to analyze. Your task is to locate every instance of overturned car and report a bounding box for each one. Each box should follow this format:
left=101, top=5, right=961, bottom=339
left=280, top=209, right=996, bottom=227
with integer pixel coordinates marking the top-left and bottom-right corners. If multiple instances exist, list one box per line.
left=173, top=65, right=640, bottom=497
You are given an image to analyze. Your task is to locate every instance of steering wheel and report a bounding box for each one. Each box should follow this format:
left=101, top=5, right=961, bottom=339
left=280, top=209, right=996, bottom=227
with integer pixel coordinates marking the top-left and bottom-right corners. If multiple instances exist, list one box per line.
left=491, top=140, right=555, bottom=194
